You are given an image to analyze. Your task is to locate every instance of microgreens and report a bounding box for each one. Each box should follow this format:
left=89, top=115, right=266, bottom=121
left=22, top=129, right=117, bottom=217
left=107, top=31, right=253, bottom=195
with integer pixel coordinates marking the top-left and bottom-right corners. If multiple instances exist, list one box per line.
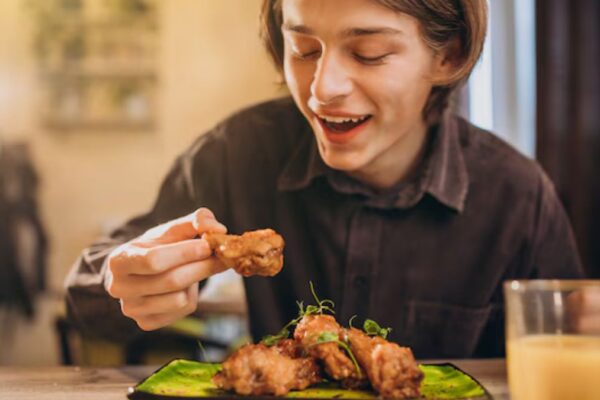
left=348, top=315, right=357, bottom=329
left=312, top=331, right=362, bottom=378
left=261, top=324, right=293, bottom=347
left=363, top=318, right=392, bottom=339
left=260, top=281, right=335, bottom=346
left=304, top=281, right=335, bottom=316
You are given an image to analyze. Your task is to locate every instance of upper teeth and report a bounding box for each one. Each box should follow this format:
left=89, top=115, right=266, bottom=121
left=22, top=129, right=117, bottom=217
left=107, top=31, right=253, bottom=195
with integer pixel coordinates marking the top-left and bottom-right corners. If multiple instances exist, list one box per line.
left=320, top=115, right=368, bottom=124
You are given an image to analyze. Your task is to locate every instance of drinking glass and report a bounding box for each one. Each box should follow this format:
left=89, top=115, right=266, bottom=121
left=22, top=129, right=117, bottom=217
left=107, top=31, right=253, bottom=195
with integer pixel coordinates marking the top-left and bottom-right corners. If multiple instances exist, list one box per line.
left=504, top=280, right=600, bottom=400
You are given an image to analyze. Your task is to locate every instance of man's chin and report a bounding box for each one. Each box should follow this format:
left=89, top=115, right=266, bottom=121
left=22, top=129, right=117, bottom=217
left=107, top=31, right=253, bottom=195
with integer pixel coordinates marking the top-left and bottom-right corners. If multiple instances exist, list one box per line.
left=316, top=139, right=370, bottom=171
left=320, top=154, right=366, bottom=174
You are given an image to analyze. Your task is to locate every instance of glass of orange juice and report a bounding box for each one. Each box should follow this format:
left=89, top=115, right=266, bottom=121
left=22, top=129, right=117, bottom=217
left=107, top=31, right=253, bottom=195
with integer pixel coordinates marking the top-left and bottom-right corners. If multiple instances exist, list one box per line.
left=504, top=280, right=600, bottom=400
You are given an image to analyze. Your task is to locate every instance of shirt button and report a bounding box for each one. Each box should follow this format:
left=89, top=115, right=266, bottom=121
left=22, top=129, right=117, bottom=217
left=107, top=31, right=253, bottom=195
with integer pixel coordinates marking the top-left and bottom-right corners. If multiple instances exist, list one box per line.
left=354, top=276, right=368, bottom=287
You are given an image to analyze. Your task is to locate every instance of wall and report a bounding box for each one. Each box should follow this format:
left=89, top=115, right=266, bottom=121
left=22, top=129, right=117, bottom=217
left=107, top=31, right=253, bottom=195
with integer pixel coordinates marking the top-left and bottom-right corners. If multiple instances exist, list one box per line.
left=0, top=0, right=282, bottom=292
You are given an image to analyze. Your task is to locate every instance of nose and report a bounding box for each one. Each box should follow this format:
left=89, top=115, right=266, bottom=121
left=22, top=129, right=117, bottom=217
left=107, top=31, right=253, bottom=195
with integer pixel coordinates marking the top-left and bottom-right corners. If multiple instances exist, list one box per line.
left=310, top=51, right=353, bottom=106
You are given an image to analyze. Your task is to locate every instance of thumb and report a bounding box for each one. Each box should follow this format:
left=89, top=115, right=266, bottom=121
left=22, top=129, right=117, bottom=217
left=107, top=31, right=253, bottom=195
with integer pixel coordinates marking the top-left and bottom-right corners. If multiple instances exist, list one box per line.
left=137, top=208, right=227, bottom=245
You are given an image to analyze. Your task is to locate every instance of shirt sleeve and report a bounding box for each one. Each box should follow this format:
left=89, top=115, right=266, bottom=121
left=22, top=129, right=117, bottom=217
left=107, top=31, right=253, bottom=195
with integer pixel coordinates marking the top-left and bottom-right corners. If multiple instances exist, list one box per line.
left=528, top=167, right=585, bottom=279
left=64, top=130, right=229, bottom=342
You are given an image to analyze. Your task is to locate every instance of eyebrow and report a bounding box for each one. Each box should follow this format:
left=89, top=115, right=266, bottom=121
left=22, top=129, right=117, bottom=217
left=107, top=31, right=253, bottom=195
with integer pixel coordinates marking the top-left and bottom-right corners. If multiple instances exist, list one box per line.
left=282, top=23, right=403, bottom=37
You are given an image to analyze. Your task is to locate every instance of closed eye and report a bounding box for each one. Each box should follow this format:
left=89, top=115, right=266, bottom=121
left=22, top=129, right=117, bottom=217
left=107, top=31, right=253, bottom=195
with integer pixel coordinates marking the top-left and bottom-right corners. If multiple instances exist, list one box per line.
left=353, top=53, right=391, bottom=65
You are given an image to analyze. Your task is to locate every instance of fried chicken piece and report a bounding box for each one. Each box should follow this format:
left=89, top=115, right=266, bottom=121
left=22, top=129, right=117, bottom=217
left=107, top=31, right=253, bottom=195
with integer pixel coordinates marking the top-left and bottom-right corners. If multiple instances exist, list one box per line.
left=212, top=342, right=321, bottom=396
left=294, top=315, right=367, bottom=388
left=204, top=228, right=284, bottom=277
left=273, top=338, right=305, bottom=358
left=346, top=328, right=423, bottom=399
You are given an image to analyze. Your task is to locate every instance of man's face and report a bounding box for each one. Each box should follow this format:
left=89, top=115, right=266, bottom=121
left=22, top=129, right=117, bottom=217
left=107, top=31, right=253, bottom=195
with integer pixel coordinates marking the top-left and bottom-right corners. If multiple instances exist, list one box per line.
left=281, top=0, right=447, bottom=177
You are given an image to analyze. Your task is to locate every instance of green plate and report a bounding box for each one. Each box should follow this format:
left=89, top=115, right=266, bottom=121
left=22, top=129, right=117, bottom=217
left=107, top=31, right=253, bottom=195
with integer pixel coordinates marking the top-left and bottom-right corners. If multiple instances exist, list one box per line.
left=128, top=359, right=490, bottom=399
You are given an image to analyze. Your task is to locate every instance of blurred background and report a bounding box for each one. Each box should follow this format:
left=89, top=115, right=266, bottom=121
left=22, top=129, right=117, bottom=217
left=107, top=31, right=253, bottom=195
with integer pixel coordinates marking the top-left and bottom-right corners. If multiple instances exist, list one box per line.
left=0, top=0, right=598, bottom=366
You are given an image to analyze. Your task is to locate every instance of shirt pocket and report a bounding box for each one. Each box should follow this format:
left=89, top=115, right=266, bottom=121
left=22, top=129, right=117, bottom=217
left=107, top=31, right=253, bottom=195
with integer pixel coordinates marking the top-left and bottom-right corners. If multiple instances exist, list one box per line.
left=401, top=300, right=495, bottom=359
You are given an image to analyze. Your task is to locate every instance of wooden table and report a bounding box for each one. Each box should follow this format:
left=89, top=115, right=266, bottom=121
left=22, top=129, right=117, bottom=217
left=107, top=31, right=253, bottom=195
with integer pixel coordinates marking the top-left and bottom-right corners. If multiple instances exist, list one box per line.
left=0, top=359, right=509, bottom=399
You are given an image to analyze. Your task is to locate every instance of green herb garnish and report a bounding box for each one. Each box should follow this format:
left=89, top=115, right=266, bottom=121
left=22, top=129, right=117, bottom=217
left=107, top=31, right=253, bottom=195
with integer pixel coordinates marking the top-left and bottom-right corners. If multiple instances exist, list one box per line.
left=304, top=281, right=335, bottom=316
left=312, top=331, right=362, bottom=378
left=348, top=315, right=357, bottom=329
left=261, top=281, right=335, bottom=346
left=363, top=319, right=392, bottom=339
left=261, top=324, right=293, bottom=347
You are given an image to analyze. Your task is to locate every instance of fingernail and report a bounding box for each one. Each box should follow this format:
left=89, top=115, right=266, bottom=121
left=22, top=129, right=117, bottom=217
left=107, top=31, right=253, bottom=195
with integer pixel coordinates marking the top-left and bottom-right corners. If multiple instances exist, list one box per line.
left=209, top=222, right=227, bottom=232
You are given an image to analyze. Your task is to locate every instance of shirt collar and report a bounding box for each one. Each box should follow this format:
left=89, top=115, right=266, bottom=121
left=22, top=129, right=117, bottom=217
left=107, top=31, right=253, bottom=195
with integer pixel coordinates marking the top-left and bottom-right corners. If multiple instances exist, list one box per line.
left=277, top=112, right=468, bottom=213
left=424, top=112, right=469, bottom=212
left=277, top=124, right=330, bottom=191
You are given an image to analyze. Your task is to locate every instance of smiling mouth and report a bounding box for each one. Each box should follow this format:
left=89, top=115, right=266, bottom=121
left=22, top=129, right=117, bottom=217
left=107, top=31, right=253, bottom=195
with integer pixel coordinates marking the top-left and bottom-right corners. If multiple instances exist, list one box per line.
left=318, top=115, right=372, bottom=133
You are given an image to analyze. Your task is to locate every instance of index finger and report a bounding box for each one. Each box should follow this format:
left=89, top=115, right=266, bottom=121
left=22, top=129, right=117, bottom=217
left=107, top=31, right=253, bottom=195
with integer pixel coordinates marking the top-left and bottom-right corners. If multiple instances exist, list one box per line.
left=111, top=238, right=215, bottom=276
left=137, top=208, right=227, bottom=245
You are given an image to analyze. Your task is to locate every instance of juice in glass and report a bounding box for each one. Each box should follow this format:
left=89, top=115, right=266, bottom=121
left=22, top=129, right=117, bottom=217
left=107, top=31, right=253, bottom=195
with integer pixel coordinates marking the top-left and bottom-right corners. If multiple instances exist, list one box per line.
left=507, top=334, right=600, bottom=400
left=504, top=280, right=600, bottom=400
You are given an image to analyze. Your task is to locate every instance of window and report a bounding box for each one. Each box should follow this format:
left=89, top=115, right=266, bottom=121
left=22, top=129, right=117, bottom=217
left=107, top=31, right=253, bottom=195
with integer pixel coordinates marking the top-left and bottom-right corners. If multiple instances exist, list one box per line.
left=467, top=0, right=536, bottom=157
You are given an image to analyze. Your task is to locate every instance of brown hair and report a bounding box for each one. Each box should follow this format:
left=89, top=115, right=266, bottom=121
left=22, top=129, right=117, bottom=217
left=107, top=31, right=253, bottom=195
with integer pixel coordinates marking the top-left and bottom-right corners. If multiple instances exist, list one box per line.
left=260, top=0, right=488, bottom=125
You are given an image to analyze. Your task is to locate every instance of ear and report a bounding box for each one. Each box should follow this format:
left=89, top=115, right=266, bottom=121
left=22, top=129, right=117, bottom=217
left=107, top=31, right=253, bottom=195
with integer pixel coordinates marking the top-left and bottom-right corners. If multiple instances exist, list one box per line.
left=430, top=36, right=463, bottom=85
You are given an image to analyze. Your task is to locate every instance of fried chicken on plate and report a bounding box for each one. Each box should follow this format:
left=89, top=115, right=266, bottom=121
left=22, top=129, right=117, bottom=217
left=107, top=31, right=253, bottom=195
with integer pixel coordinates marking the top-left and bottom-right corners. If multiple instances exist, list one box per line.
left=204, top=228, right=284, bottom=277
left=211, top=340, right=321, bottom=396
left=294, top=314, right=367, bottom=389
left=212, top=281, right=421, bottom=399
left=347, top=328, right=423, bottom=398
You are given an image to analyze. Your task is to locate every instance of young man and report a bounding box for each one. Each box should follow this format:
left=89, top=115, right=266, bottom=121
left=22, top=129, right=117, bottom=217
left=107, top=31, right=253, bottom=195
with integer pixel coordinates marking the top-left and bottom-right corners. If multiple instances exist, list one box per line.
left=66, top=0, right=583, bottom=358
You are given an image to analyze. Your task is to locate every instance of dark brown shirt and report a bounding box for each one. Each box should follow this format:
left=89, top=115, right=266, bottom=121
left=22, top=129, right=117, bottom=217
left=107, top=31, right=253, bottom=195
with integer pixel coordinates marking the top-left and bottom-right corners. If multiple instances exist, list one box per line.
left=65, top=97, right=583, bottom=358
